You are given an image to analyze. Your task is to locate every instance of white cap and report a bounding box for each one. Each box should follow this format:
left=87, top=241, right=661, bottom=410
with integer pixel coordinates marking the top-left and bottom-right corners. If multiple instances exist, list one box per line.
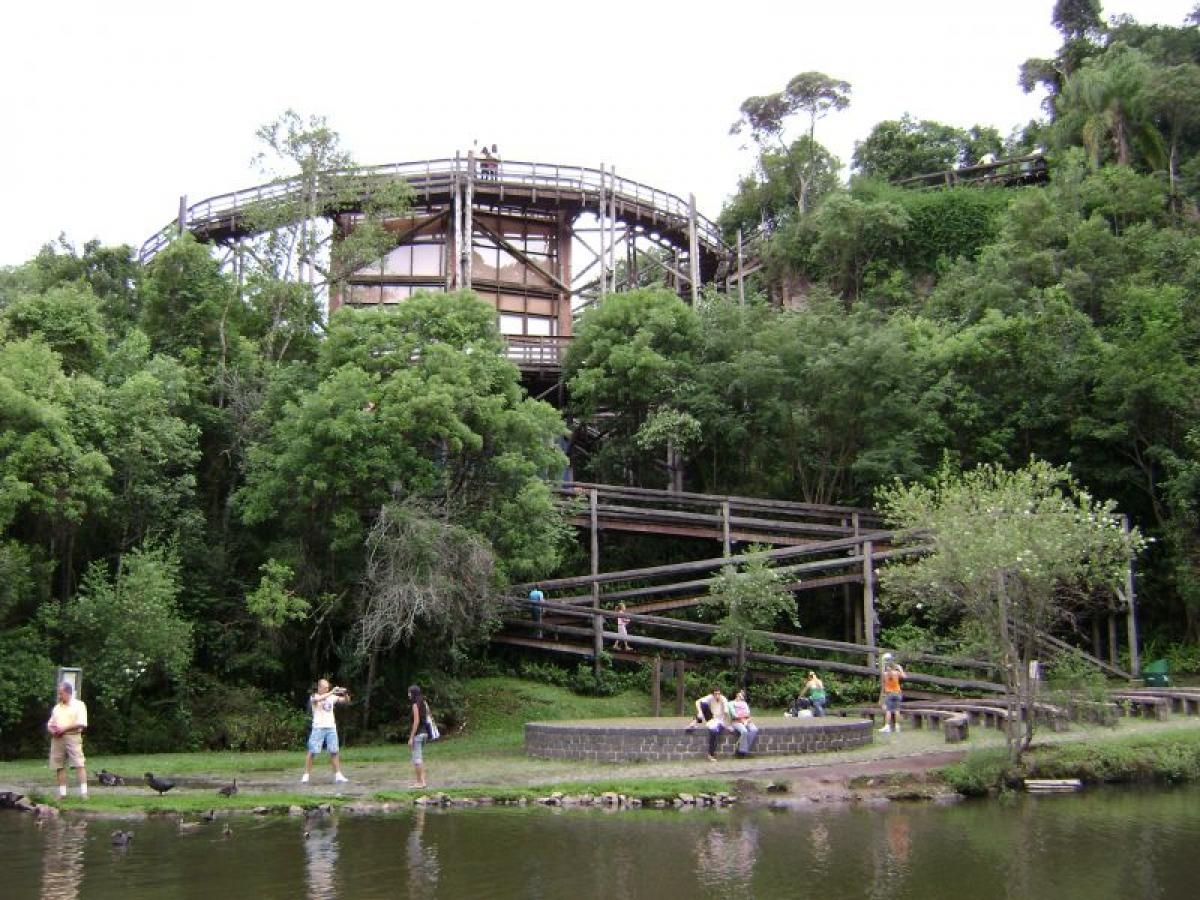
left=882, top=653, right=894, bottom=662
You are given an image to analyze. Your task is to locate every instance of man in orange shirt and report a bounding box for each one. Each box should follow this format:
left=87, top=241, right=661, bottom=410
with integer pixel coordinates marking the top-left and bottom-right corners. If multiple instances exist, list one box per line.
left=879, top=653, right=906, bottom=734
left=47, top=681, right=88, bottom=798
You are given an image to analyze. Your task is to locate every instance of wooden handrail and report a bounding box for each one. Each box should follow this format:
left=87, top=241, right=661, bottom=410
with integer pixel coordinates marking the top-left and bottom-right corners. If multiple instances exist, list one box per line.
left=140, top=157, right=727, bottom=262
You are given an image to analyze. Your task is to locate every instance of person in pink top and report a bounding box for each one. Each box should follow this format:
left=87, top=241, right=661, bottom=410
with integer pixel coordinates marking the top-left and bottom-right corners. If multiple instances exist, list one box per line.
left=614, top=603, right=633, bottom=651
left=729, top=689, right=759, bottom=757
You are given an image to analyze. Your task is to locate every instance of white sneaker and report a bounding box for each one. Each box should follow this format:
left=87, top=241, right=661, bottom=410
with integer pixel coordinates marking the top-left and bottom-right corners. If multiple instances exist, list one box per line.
left=894, top=724, right=901, bottom=733
left=878, top=725, right=892, bottom=733
left=300, top=773, right=310, bottom=784
left=334, top=773, right=349, bottom=784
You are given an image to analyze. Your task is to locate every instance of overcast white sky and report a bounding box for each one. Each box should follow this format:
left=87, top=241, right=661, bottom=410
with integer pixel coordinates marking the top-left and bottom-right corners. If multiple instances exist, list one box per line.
left=0, top=0, right=1193, bottom=266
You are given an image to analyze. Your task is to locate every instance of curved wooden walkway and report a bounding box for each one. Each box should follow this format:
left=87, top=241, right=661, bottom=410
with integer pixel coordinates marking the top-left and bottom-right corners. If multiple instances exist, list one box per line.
left=140, top=157, right=727, bottom=277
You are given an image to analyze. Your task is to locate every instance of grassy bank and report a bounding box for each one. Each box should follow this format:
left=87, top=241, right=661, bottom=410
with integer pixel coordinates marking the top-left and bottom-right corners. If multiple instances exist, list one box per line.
left=1, top=677, right=734, bottom=812
left=940, top=729, right=1200, bottom=796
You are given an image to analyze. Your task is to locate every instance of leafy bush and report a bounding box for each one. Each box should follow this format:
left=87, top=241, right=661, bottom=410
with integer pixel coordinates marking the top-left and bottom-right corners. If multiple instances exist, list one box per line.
left=187, top=682, right=307, bottom=751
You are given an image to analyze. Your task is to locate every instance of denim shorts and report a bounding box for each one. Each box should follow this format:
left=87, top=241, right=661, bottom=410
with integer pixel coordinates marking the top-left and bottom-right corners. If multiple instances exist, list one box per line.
left=411, top=732, right=427, bottom=765
left=883, top=693, right=902, bottom=713
left=308, top=727, right=339, bottom=755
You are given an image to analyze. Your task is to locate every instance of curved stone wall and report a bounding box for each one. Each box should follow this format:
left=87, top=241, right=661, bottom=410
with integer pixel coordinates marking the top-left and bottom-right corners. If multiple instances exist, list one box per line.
left=525, top=717, right=873, bottom=762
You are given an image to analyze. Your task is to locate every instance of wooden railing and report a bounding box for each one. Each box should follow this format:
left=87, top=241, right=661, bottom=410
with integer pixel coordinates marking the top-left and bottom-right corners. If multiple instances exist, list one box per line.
left=140, top=157, right=727, bottom=262
left=503, top=334, right=572, bottom=370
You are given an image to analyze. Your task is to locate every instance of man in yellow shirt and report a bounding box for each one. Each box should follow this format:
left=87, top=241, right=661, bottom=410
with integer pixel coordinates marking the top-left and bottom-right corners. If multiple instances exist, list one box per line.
left=47, top=681, right=88, bottom=798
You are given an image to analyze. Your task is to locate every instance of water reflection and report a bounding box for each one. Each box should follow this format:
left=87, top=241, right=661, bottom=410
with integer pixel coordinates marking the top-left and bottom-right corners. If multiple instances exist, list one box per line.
left=406, top=806, right=440, bottom=897
left=41, top=820, right=87, bottom=900
left=305, top=817, right=338, bottom=900
left=694, top=820, right=760, bottom=890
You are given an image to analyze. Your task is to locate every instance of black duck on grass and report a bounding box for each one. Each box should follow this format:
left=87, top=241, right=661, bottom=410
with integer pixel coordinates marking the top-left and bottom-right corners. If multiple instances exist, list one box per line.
left=218, top=778, right=238, bottom=797
left=144, top=773, right=175, bottom=795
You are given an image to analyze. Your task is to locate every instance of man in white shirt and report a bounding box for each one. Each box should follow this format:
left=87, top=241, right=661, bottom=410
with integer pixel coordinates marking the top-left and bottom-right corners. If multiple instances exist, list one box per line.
left=302, top=679, right=350, bottom=784
left=47, top=681, right=88, bottom=798
left=686, top=687, right=731, bottom=761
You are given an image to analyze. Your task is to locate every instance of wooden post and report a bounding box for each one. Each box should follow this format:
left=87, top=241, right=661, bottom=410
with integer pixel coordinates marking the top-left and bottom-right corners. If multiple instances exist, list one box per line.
left=590, top=488, right=602, bottom=674
left=650, top=656, right=662, bottom=716
left=736, top=227, right=745, bottom=306
left=862, top=539, right=877, bottom=669
left=721, top=501, right=731, bottom=558
left=464, top=151, right=475, bottom=289
left=452, top=153, right=463, bottom=289
left=1124, top=515, right=1140, bottom=678
left=1107, top=614, right=1119, bottom=666
left=628, top=232, right=637, bottom=287
left=177, top=195, right=188, bottom=236
left=688, top=193, right=700, bottom=305
left=675, top=660, right=686, bottom=715
left=608, top=166, right=618, bottom=293
left=735, top=636, right=747, bottom=688
left=597, top=164, right=607, bottom=298
left=1091, top=617, right=1103, bottom=660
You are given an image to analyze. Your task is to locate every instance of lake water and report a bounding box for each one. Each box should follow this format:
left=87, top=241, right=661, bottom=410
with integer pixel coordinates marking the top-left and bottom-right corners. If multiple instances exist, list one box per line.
left=4, top=786, right=1198, bottom=899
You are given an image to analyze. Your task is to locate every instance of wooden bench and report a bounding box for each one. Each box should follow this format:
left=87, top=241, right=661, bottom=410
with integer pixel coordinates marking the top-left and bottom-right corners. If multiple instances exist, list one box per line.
left=1068, top=698, right=1121, bottom=726
left=1110, top=693, right=1172, bottom=721
left=943, top=714, right=970, bottom=743
left=1131, top=690, right=1200, bottom=716
left=834, top=705, right=976, bottom=742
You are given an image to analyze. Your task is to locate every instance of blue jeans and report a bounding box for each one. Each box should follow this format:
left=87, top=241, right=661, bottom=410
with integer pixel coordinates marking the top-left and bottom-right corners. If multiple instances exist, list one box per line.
left=733, top=722, right=758, bottom=754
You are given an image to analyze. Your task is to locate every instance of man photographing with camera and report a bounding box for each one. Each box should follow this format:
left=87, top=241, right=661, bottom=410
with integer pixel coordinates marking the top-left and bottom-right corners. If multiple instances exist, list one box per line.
left=301, top=678, right=351, bottom=784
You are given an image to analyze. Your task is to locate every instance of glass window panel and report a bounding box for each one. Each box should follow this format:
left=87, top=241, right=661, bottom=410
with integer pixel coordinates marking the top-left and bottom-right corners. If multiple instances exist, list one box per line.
left=499, top=314, right=524, bottom=335
left=380, top=285, right=413, bottom=304
left=383, top=246, right=413, bottom=275
left=410, top=243, right=442, bottom=276
left=525, top=316, right=553, bottom=336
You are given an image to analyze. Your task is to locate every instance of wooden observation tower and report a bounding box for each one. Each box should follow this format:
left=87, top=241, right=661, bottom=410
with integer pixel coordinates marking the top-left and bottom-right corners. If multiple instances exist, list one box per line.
left=141, top=153, right=728, bottom=381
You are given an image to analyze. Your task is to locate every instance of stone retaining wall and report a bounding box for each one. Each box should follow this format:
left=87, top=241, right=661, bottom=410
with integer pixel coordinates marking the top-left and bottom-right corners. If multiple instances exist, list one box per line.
left=525, top=717, right=873, bottom=762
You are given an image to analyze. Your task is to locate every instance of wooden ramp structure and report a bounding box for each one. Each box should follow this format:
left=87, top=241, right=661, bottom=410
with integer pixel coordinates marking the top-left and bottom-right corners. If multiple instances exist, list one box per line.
left=494, top=481, right=1138, bottom=691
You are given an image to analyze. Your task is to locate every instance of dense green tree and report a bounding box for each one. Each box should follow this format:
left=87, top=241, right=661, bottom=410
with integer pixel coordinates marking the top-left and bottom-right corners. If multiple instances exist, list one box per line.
left=237, top=291, right=568, bottom=675
left=565, top=288, right=701, bottom=487
left=852, top=115, right=1001, bottom=181
left=731, top=72, right=851, bottom=214
left=879, top=459, right=1143, bottom=757
left=1056, top=44, right=1165, bottom=169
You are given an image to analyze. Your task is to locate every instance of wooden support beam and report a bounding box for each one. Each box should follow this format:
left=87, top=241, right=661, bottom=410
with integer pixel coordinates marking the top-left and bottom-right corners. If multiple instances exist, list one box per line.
left=1123, top=514, right=1140, bottom=677
left=473, top=218, right=571, bottom=293
left=862, top=540, right=877, bottom=669
left=688, top=192, right=700, bottom=304
left=590, top=487, right=602, bottom=674
left=650, top=656, right=662, bottom=717
left=464, top=151, right=474, bottom=288
left=736, top=226, right=745, bottom=306
left=675, top=660, right=686, bottom=715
